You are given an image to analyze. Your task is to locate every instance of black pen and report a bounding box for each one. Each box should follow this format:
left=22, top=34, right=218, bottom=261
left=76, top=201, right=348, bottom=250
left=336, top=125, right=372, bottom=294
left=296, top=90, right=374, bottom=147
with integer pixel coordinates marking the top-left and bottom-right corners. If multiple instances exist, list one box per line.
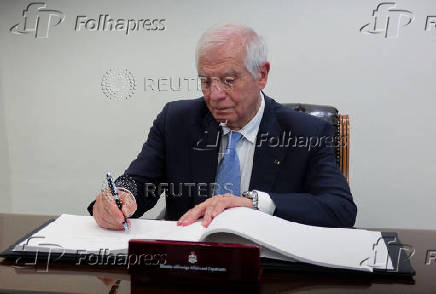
left=106, top=172, right=129, bottom=232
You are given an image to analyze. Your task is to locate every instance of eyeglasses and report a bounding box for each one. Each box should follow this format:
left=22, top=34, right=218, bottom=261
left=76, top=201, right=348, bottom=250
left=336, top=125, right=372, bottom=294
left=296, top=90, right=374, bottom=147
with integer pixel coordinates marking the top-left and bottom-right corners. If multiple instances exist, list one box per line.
left=198, top=76, right=237, bottom=92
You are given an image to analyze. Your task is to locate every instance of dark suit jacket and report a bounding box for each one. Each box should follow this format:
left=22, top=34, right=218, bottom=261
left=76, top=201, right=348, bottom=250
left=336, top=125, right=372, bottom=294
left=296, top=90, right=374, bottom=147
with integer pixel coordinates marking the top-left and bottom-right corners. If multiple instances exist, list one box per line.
left=88, top=94, right=357, bottom=227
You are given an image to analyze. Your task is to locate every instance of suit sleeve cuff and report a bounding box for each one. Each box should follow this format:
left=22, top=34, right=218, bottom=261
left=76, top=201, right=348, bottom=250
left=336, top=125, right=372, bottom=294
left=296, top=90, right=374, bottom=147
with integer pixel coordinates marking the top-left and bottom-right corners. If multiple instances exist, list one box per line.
left=254, top=190, right=276, bottom=215
left=114, top=174, right=138, bottom=201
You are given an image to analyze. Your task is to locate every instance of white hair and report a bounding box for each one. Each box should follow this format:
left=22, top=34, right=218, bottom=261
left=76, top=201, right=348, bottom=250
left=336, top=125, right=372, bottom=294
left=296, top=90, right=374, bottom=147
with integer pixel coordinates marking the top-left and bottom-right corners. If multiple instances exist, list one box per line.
left=196, top=24, right=268, bottom=79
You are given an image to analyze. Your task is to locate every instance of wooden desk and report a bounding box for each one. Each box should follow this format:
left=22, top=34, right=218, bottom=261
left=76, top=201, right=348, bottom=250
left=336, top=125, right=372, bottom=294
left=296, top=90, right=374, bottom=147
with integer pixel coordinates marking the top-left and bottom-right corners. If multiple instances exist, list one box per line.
left=1, top=213, right=435, bottom=293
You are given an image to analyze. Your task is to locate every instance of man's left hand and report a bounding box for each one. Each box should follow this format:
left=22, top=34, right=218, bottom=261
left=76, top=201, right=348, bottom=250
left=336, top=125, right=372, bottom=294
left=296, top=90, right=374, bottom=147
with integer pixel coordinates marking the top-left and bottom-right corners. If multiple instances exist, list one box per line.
left=177, top=194, right=253, bottom=227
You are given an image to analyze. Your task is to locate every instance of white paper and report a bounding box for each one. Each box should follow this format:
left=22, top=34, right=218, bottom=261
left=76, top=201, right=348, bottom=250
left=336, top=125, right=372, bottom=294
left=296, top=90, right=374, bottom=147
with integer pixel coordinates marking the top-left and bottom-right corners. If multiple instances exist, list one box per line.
left=204, top=207, right=393, bottom=272
left=15, top=214, right=205, bottom=253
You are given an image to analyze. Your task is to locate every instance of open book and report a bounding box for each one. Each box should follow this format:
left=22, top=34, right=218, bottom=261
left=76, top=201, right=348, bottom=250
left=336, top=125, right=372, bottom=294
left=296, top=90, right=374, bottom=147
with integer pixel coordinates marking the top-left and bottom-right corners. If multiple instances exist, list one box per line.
left=13, top=207, right=393, bottom=272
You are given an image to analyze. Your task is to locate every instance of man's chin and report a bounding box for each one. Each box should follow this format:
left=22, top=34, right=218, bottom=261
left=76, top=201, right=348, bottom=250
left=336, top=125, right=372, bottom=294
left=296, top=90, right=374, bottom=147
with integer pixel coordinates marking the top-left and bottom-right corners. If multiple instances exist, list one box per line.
left=214, top=116, right=234, bottom=125
left=212, top=113, right=233, bottom=123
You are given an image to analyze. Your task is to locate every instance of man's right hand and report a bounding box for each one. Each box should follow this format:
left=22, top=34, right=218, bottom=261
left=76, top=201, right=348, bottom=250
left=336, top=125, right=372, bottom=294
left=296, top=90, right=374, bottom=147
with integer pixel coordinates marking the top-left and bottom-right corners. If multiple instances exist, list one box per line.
left=92, top=188, right=137, bottom=230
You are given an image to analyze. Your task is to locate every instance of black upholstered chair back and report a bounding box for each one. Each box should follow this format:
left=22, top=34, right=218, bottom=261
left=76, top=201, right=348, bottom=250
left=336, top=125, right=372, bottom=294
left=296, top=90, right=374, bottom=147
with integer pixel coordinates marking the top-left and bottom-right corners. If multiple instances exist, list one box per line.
left=283, top=103, right=350, bottom=183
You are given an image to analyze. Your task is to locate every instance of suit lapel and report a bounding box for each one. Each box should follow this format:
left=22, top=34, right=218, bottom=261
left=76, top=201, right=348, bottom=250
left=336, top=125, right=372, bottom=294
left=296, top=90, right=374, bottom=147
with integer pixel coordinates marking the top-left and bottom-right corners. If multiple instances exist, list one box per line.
left=249, top=96, right=288, bottom=192
left=190, top=111, right=221, bottom=204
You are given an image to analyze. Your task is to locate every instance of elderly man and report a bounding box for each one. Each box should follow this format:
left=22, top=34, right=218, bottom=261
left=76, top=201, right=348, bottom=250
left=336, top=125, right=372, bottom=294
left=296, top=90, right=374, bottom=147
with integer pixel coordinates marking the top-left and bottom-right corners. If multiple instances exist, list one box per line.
left=88, top=24, right=357, bottom=229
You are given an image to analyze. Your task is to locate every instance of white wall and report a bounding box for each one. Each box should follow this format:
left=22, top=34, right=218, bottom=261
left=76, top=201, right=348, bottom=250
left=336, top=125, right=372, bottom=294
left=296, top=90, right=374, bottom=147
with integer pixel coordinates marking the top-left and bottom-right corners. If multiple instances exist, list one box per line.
left=0, top=0, right=435, bottom=229
left=0, top=67, right=11, bottom=213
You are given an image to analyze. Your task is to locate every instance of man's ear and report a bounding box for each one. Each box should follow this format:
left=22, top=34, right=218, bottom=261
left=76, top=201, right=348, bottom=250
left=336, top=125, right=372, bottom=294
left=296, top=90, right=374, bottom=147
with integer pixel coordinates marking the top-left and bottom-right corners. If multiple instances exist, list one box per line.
left=257, top=61, right=270, bottom=90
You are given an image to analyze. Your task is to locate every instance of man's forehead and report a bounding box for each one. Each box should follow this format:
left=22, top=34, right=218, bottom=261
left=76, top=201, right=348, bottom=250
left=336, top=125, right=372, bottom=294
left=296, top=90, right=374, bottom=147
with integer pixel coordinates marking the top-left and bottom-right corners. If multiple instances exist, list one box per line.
left=198, top=41, right=245, bottom=64
left=198, top=53, right=245, bottom=76
left=198, top=68, right=239, bottom=77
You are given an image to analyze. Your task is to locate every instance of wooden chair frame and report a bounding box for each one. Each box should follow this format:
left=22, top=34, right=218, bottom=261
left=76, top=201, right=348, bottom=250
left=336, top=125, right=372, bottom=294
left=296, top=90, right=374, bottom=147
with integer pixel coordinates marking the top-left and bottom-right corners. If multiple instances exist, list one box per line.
left=338, top=114, right=350, bottom=183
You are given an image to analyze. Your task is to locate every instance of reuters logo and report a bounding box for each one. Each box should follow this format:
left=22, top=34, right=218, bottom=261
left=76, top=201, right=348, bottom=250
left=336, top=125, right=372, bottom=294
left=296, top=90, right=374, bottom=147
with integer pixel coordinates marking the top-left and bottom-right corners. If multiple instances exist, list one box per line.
left=101, top=69, right=136, bottom=100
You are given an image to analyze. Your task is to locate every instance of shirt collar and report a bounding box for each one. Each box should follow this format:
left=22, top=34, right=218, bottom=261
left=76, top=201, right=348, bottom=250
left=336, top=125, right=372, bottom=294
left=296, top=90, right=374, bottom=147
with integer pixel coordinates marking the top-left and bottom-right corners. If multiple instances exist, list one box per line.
left=221, top=92, right=265, bottom=144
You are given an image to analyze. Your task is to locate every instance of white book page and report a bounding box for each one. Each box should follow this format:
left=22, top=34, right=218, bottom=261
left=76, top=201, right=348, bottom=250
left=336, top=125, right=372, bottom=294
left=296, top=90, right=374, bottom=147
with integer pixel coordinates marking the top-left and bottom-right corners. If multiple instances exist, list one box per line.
left=205, top=207, right=392, bottom=272
left=14, top=214, right=205, bottom=253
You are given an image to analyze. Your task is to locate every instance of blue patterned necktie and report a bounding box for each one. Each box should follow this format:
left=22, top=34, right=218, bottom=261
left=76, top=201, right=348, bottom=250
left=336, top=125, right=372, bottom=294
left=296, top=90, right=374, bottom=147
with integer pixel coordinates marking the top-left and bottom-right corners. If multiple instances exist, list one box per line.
left=215, top=131, right=243, bottom=196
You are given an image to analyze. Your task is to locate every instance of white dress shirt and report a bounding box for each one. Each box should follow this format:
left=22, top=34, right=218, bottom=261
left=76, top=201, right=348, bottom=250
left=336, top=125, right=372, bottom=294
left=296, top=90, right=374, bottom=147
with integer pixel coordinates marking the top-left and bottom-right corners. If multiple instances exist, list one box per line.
left=217, top=92, right=276, bottom=215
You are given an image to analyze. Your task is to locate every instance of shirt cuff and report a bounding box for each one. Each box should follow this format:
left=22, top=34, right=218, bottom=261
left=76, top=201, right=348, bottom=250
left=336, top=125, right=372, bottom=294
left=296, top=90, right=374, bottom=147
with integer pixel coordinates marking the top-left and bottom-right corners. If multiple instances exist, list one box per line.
left=254, top=190, right=276, bottom=215
left=118, top=187, right=136, bottom=203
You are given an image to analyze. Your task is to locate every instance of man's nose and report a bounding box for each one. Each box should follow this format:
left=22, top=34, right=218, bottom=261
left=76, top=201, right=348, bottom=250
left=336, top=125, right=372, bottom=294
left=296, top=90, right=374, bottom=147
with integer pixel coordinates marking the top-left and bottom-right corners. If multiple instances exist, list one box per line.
left=209, top=79, right=226, bottom=101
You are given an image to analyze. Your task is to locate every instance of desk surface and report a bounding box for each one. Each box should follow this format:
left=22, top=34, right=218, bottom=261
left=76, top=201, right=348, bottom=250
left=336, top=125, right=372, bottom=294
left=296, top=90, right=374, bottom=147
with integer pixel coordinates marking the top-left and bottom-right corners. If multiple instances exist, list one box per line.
left=0, top=213, right=435, bottom=294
